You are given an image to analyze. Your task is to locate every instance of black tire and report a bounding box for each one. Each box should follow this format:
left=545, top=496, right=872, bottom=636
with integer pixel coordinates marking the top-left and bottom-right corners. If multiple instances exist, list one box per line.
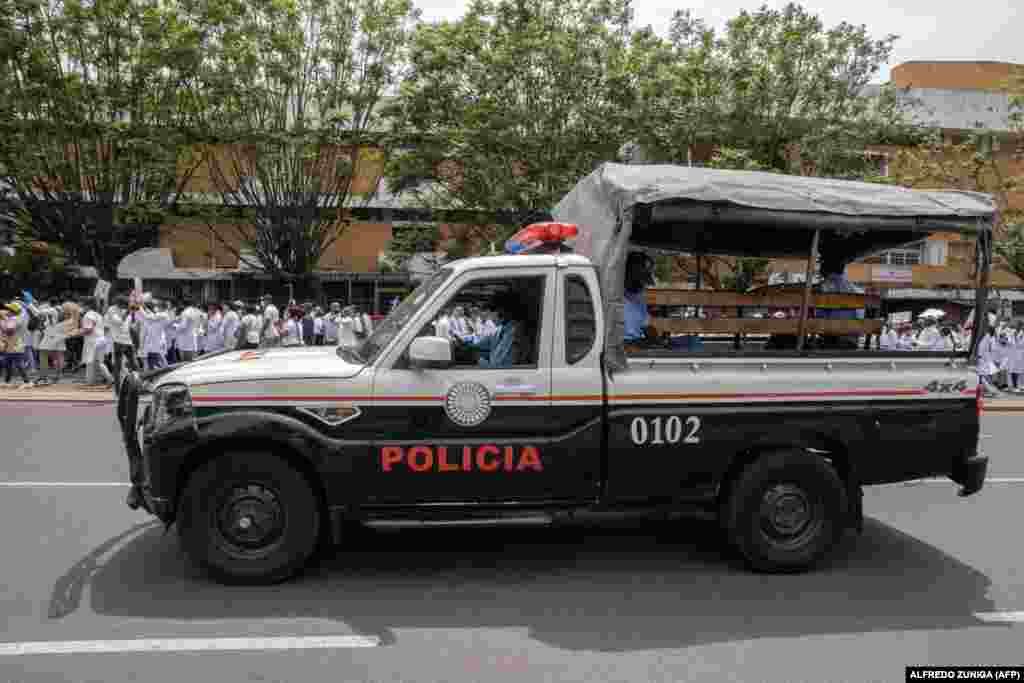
left=723, top=450, right=848, bottom=573
left=178, top=451, right=321, bottom=585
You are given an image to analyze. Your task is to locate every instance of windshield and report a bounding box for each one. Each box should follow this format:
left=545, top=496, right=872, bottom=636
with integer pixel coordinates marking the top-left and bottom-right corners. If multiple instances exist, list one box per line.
left=349, top=267, right=455, bottom=365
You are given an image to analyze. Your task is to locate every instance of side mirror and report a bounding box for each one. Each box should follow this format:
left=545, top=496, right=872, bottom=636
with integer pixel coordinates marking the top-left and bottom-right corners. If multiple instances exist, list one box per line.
left=409, top=336, right=452, bottom=370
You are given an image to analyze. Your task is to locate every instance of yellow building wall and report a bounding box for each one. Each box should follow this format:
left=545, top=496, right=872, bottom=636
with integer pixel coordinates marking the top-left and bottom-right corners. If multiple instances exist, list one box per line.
left=159, top=220, right=392, bottom=273
left=892, top=61, right=1023, bottom=92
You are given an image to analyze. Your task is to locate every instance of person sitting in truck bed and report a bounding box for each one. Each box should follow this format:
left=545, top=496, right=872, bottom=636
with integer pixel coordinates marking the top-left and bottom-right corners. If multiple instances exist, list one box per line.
left=815, top=247, right=865, bottom=350
left=624, top=251, right=654, bottom=345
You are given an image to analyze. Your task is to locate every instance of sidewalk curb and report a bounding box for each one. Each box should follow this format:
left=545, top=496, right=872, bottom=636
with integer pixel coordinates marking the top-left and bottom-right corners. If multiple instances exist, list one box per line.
left=0, top=388, right=116, bottom=403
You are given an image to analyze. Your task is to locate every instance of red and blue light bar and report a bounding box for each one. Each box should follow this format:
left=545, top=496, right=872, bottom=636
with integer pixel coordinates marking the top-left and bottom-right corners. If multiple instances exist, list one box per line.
left=504, top=222, right=579, bottom=255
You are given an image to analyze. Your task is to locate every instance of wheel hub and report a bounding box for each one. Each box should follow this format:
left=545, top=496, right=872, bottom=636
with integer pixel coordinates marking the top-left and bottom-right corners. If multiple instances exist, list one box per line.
left=216, top=484, right=285, bottom=551
left=759, top=483, right=820, bottom=546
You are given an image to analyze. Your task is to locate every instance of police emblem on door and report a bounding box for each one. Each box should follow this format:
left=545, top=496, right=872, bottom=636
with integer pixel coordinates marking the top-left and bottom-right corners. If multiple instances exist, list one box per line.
left=444, top=382, right=492, bottom=427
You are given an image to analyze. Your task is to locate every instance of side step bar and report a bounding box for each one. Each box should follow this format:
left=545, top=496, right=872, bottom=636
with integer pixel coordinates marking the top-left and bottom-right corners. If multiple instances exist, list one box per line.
left=365, top=516, right=553, bottom=529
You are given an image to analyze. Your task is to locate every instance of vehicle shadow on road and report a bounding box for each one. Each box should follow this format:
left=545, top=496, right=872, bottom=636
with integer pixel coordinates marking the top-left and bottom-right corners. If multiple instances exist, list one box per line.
left=50, top=517, right=999, bottom=652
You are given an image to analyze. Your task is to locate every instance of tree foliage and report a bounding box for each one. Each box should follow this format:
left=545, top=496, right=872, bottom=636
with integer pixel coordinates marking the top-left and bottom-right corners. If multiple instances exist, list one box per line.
left=195, top=0, right=419, bottom=290
left=385, top=0, right=638, bottom=252
left=633, top=3, right=921, bottom=177
left=0, top=0, right=212, bottom=280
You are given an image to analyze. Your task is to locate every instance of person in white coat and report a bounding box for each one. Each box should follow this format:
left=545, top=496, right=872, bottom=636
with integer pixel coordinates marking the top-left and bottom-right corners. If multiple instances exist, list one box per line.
left=74, top=298, right=114, bottom=386
left=878, top=323, right=899, bottom=350
left=977, top=326, right=1000, bottom=397
left=448, top=306, right=472, bottom=341
left=915, top=317, right=944, bottom=350
left=260, top=295, right=281, bottom=348
left=222, top=301, right=242, bottom=351
left=139, top=301, right=173, bottom=370
left=174, top=301, right=201, bottom=362
left=104, top=297, right=137, bottom=387
left=238, top=304, right=263, bottom=350
left=433, top=309, right=451, bottom=340
left=281, top=305, right=305, bottom=347
left=360, top=308, right=373, bottom=337
left=1005, top=327, right=1024, bottom=392
left=36, top=299, right=67, bottom=384
left=337, top=307, right=360, bottom=349
left=993, top=330, right=1014, bottom=388
left=203, top=303, right=225, bottom=354
left=322, top=302, right=342, bottom=346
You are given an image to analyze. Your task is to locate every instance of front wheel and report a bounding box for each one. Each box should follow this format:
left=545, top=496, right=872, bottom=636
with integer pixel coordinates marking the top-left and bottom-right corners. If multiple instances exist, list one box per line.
left=179, top=452, right=321, bottom=585
left=723, top=451, right=848, bottom=573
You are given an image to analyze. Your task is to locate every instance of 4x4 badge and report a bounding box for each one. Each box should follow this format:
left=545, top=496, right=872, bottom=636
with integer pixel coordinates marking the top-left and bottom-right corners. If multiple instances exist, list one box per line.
left=445, top=382, right=492, bottom=427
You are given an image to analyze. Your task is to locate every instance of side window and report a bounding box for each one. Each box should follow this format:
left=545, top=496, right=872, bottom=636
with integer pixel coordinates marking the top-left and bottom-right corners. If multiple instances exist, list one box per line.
left=565, top=275, right=596, bottom=364
left=415, top=274, right=546, bottom=368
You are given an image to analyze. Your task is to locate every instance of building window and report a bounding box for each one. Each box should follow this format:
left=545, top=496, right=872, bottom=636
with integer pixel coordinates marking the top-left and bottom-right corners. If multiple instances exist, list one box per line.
left=861, top=246, right=921, bottom=266
left=886, top=249, right=921, bottom=266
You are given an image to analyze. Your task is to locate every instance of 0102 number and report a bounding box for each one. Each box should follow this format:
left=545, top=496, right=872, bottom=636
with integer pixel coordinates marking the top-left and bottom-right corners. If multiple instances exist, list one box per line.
left=629, top=415, right=701, bottom=446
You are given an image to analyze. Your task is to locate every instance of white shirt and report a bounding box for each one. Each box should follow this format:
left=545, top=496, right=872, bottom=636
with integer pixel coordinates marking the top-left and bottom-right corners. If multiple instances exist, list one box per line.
left=38, top=306, right=66, bottom=352
left=140, top=310, right=172, bottom=355
left=313, top=317, right=324, bottom=336
left=80, top=310, right=105, bottom=363
left=240, top=314, right=262, bottom=345
left=205, top=312, right=225, bottom=352
left=361, top=313, right=373, bottom=335
left=322, top=313, right=341, bottom=342
left=879, top=328, right=898, bottom=350
left=338, top=316, right=359, bottom=348
left=434, top=316, right=451, bottom=340
left=449, top=316, right=470, bottom=339
left=480, top=319, right=499, bottom=338
left=916, top=326, right=944, bottom=351
left=281, top=318, right=304, bottom=346
left=262, top=304, right=280, bottom=339
left=978, top=334, right=999, bottom=375
left=105, top=306, right=134, bottom=346
left=175, top=307, right=201, bottom=352
left=221, top=310, right=240, bottom=349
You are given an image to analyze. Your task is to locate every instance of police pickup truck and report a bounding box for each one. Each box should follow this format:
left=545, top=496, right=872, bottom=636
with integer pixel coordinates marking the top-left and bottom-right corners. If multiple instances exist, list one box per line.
left=117, top=164, right=993, bottom=584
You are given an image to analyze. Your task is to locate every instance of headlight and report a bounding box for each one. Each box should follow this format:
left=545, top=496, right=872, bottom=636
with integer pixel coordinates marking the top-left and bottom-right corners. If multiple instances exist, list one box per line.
left=150, top=383, right=194, bottom=431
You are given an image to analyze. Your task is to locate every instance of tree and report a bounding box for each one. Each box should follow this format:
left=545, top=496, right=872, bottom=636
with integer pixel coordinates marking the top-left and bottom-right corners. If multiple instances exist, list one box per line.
left=385, top=0, right=640, bottom=255
left=378, top=221, right=440, bottom=273
left=0, top=0, right=211, bottom=281
left=632, top=3, right=922, bottom=177
left=0, top=239, right=69, bottom=296
left=194, top=0, right=419, bottom=299
left=651, top=146, right=774, bottom=291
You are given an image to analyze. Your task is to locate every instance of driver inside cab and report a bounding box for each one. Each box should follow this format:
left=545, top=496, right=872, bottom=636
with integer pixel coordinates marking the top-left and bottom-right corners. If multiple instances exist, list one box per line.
left=453, top=290, right=530, bottom=368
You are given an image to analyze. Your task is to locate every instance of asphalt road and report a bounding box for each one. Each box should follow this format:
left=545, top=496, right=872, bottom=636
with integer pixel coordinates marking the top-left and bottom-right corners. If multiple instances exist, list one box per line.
left=1, top=404, right=1023, bottom=683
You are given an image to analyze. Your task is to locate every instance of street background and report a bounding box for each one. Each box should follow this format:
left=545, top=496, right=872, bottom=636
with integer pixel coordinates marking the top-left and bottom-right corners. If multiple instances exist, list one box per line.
left=0, top=401, right=1022, bottom=683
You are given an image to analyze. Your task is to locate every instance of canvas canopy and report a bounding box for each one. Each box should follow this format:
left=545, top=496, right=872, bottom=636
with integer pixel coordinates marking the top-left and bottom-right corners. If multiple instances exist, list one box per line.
left=551, top=163, right=998, bottom=369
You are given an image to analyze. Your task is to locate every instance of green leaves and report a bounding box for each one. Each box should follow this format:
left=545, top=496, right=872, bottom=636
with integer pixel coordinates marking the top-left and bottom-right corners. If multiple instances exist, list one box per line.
left=387, top=0, right=637, bottom=259
left=633, top=2, right=908, bottom=178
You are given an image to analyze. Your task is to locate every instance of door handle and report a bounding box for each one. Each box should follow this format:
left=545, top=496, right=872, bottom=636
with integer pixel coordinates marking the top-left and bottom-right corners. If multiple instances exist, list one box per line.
left=495, top=383, right=538, bottom=395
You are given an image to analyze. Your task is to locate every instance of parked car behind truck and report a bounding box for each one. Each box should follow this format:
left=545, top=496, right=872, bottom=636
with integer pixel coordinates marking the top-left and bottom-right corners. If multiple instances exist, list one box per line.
left=118, top=164, right=994, bottom=584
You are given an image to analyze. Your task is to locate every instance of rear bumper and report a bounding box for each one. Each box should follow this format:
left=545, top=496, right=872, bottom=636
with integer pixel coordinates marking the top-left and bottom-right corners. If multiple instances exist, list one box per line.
left=951, top=453, right=988, bottom=497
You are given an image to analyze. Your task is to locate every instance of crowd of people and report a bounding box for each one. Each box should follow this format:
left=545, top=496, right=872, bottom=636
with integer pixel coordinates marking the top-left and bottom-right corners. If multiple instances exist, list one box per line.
left=0, top=291, right=378, bottom=389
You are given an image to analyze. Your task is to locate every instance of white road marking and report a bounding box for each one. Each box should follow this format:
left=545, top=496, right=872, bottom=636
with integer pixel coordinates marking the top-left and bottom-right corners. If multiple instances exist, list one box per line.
left=910, top=478, right=1024, bottom=484
left=0, top=635, right=381, bottom=656
left=0, top=482, right=129, bottom=487
left=974, top=612, right=1024, bottom=623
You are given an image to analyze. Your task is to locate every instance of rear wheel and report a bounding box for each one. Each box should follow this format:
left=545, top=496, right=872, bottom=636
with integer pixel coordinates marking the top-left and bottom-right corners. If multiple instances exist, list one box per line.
left=723, top=450, right=847, bottom=573
left=179, top=452, right=321, bottom=585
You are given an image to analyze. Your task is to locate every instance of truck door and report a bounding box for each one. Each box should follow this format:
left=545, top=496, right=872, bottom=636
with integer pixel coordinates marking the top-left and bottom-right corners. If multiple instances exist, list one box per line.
left=546, top=266, right=605, bottom=501
left=365, top=265, right=589, bottom=504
